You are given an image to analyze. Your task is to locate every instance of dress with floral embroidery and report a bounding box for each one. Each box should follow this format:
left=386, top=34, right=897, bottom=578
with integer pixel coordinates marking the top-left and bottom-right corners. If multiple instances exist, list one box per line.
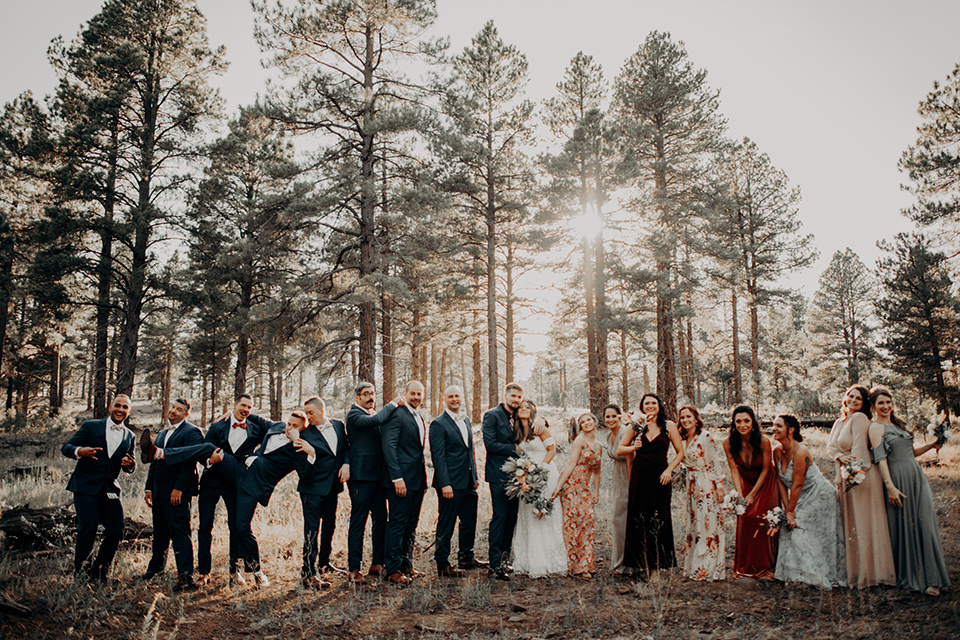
left=560, top=443, right=600, bottom=574
left=681, top=430, right=726, bottom=581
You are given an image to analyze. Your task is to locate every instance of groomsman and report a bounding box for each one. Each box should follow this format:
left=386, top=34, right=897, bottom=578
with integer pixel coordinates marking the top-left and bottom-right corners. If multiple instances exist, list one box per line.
left=298, top=397, right=350, bottom=589
left=61, top=394, right=137, bottom=583
left=382, top=381, right=428, bottom=584
left=483, top=382, right=525, bottom=581
left=344, top=382, right=400, bottom=584
left=429, top=385, right=482, bottom=577
left=235, top=410, right=314, bottom=586
left=194, top=394, right=270, bottom=587
left=142, top=398, right=204, bottom=590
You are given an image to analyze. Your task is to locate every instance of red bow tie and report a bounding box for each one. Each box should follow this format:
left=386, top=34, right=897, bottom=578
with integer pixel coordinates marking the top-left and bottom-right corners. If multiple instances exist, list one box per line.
left=234, top=422, right=247, bottom=430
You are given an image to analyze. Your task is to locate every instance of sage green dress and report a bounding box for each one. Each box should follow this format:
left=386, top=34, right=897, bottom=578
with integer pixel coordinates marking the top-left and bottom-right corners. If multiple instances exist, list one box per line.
left=871, top=424, right=950, bottom=593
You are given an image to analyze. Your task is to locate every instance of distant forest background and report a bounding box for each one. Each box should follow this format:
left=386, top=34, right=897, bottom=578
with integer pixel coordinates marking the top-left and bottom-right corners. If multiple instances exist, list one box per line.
left=2, top=0, right=960, bottom=429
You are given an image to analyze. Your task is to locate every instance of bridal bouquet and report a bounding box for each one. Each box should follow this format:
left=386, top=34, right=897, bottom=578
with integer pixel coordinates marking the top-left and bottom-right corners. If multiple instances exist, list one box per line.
left=927, top=418, right=951, bottom=446
left=501, top=454, right=555, bottom=516
left=840, top=458, right=866, bottom=490
left=721, top=490, right=747, bottom=516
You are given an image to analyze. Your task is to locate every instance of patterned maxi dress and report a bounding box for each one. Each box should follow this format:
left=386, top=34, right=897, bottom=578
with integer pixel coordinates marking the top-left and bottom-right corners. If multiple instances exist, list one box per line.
left=560, top=443, right=601, bottom=574
left=681, top=430, right=725, bottom=581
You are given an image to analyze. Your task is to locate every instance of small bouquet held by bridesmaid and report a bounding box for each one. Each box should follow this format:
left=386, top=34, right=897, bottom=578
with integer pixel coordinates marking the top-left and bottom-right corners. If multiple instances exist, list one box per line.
left=840, top=458, right=866, bottom=489
left=502, top=454, right=554, bottom=518
left=927, top=417, right=951, bottom=446
left=762, top=506, right=790, bottom=534
left=721, top=490, right=747, bottom=516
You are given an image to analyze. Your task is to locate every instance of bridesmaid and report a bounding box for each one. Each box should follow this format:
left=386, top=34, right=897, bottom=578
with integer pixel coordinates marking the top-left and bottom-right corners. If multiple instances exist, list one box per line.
left=868, top=386, right=950, bottom=596
left=771, top=414, right=845, bottom=589
left=678, top=405, right=725, bottom=581
left=722, top=405, right=778, bottom=579
left=555, top=412, right=602, bottom=577
left=602, top=404, right=632, bottom=575
left=826, top=385, right=895, bottom=588
left=618, top=393, right=685, bottom=577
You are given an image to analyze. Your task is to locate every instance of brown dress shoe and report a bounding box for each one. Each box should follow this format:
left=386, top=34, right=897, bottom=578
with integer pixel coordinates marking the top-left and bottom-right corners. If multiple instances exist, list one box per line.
left=348, top=570, right=367, bottom=584
left=367, top=564, right=385, bottom=576
left=302, top=575, right=331, bottom=590
left=438, top=566, right=465, bottom=577
left=404, top=568, right=425, bottom=578
left=139, top=428, right=157, bottom=463
left=387, top=572, right=412, bottom=585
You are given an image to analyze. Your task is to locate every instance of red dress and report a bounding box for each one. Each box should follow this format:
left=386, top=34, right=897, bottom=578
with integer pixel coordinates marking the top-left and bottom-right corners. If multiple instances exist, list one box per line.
left=733, top=446, right=779, bottom=578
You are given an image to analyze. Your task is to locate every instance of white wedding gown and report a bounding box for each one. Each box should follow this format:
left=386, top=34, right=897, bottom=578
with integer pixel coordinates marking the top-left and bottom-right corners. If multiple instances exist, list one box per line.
left=511, top=437, right=568, bottom=576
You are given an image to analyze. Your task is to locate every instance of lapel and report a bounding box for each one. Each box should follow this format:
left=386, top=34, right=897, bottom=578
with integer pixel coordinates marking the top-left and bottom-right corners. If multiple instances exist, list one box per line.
left=107, top=426, right=133, bottom=463
left=261, top=425, right=289, bottom=456
left=308, top=425, right=333, bottom=457
left=444, top=412, right=469, bottom=449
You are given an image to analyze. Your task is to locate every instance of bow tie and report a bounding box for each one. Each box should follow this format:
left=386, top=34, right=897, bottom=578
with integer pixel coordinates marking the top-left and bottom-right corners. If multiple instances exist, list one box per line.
left=108, top=422, right=124, bottom=431
left=234, top=422, right=247, bottom=430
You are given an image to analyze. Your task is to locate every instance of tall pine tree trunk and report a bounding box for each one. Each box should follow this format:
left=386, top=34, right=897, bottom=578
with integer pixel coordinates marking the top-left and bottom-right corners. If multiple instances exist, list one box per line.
left=356, top=25, right=378, bottom=384
left=505, top=242, right=515, bottom=384
left=620, top=330, right=629, bottom=409
left=485, top=123, right=499, bottom=406
left=731, top=288, right=742, bottom=403
left=381, top=290, right=395, bottom=404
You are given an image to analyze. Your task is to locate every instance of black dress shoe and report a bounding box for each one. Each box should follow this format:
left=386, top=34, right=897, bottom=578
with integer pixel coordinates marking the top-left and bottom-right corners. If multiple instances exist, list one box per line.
left=173, top=576, right=197, bottom=592
left=139, top=571, right=160, bottom=581
left=139, top=428, right=157, bottom=463
left=489, top=568, right=510, bottom=582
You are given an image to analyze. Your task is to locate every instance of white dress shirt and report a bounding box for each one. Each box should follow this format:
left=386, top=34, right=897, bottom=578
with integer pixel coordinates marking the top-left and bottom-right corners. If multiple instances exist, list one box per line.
left=318, top=421, right=338, bottom=454
left=105, top=418, right=126, bottom=458
left=228, top=415, right=249, bottom=453
left=445, top=408, right=470, bottom=446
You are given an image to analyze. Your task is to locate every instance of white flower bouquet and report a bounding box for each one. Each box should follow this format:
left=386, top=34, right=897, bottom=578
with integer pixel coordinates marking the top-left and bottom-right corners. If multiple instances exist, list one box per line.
left=840, top=458, right=866, bottom=490
left=762, top=506, right=789, bottom=531
left=721, top=490, right=747, bottom=516
left=927, top=418, right=951, bottom=446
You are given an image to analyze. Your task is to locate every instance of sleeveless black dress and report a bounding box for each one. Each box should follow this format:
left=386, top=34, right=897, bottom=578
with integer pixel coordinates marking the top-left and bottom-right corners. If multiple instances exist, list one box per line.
left=623, top=428, right=676, bottom=571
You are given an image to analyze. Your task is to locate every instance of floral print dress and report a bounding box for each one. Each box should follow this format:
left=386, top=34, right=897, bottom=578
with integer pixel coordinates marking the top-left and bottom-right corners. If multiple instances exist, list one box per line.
left=560, top=442, right=601, bottom=574
left=681, top=430, right=726, bottom=580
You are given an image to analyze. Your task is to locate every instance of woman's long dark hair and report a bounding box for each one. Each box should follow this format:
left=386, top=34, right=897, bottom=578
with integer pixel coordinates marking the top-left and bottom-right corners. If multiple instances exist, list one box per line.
left=639, top=393, right=668, bottom=429
left=729, top=405, right=762, bottom=458
left=512, top=399, right=538, bottom=443
left=778, top=414, right=803, bottom=443
left=869, top=386, right=907, bottom=429
left=842, top=384, right=872, bottom=420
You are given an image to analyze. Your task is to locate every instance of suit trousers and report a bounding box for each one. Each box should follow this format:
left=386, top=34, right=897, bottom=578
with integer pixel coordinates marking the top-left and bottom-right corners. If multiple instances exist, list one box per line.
left=346, top=480, right=387, bottom=571
left=73, top=493, right=124, bottom=579
left=147, top=497, right=194, bottom=577
left=385, top=487, right=425, bottom=576
left=487, top=481, right=519, bottom=572
left=434, top=487, right=478, bottom=569
left=197, top=485, right=239, bottom=575
left=235, top=491, right=262, bottom=573
left=300, top=492, right=339, bottom=577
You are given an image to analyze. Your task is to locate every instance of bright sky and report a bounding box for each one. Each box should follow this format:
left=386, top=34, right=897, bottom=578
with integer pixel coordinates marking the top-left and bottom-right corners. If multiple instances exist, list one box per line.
left=2, top=0, right=958, bottom=297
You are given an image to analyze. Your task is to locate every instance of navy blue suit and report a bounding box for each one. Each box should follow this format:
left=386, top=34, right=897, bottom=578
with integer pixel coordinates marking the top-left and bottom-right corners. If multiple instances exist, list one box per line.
left=482, top=404, right=519, bottom=572
left=145, top=421, right=204, bottom=578
left=382, top=405, right=427, bottom=576
left=236, top=423, right=311, bottom=572
left=297, top=419, right=349, bottom=577
left=429, top=411, right=479, bottom=569
left=61, top=419, right=136, bottom=579
left=344, top=402, right=398, bottom=571
left=194, top=413, right=269, bottom=575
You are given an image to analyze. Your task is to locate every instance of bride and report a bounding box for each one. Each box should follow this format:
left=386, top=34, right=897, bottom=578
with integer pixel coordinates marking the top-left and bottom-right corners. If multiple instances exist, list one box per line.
left=512, top=400, right=567, bottom=576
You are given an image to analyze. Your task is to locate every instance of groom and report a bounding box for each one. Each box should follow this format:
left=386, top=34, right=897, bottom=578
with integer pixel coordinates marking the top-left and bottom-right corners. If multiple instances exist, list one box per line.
left=482, top=382, right=525, bottom=581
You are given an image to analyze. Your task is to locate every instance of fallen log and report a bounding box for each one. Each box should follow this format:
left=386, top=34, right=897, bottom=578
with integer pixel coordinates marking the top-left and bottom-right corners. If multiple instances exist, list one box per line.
left=0, top=505, right=152, bottom=551
left=0, top=591, right=31, bottom=616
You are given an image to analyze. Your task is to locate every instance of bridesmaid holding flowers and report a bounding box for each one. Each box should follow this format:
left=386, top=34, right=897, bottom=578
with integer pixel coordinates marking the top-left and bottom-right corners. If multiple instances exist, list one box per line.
left=678, top=405, right=725, bottom=581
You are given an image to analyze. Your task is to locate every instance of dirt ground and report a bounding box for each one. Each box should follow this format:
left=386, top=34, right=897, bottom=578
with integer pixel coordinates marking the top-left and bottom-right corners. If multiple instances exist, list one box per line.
left=0, top=414, right=958, bottom=640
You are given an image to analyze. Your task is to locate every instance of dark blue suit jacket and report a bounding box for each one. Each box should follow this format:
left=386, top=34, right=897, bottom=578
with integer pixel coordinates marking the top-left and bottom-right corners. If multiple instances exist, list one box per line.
left=200, top=413, right=270, bottom=491
left=482, top=404, right=518, bottom=485
left=381, top=406, right=427, bottom=491
left=297, top=419, right=349, bottom=497
left=62, top=419, right=136, bottom=496
left=240, top=423, right=311, bottom=506
left=345, top=403, right=398, bottom=483
left=429, top=412, right=477, bottom=491
left=145, top=422, right=204, bottom=499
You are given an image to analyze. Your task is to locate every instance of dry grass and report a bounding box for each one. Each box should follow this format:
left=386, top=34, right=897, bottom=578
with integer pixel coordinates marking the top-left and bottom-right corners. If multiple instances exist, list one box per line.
left=0, top=407, right=957, bottom=639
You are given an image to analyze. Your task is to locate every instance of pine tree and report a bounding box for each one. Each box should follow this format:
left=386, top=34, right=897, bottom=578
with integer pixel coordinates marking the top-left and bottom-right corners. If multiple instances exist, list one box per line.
left=612, top=31, right=725, bottom=411
left=900, top=62, right=960, bottom=228
left=876, top=234, right=960, bottom=417
left=807, top=248, right=876, bottom=387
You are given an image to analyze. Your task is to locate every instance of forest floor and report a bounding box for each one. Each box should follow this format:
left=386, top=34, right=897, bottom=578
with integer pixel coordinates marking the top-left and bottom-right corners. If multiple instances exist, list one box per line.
left=0, top=402, right=957, bottom=639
